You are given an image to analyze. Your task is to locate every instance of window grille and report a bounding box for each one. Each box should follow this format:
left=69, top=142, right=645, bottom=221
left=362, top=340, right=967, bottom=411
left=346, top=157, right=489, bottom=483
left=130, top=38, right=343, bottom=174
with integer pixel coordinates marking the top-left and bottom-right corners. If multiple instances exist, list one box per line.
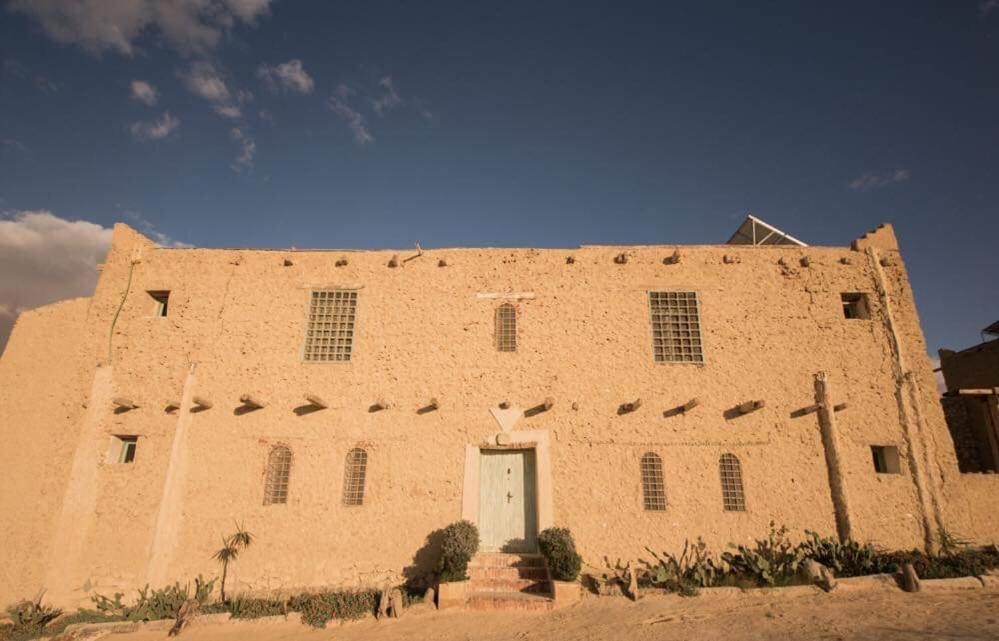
left=495, top=303, right=517, bottom=352
left=342, top=447, right=368, bottom=506
left=649, top=291, right=703, bottom=363
left=263, top=445, right=292, bottom=505
left=719, top=453, right=746, bottom=511
left=640, top=452, right=667, bottom=511
left=303, top=290, right=357, bottom=362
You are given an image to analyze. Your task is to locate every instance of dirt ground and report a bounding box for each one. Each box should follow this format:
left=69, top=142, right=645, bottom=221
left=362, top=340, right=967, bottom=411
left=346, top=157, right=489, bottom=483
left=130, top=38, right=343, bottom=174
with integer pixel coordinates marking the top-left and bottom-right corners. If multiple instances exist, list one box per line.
left=107, top=584, right=999, bottom=641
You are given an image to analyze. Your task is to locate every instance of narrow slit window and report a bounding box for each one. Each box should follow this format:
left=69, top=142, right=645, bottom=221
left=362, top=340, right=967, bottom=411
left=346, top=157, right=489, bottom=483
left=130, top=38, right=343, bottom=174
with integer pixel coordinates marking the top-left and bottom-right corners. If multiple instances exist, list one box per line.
left=640, top=452, right=667, bottom=511
left=649, top=291, right=703, bottom=363
left=719, top=453, right=746, bottom=511
left=148, top=291, right=170, bottom=317
left=263, top=445, right=292, bottom=505
left=495, top=303, right=517, bottom=352
left=342, top=447, right=368, bottom=506
left=303, top=289, right=358, bottom=362
left=116, top=436, right=138, bottom=464
left=841, top=293, right=871, bottom=320
left=871, top=445, right=901, bottom=474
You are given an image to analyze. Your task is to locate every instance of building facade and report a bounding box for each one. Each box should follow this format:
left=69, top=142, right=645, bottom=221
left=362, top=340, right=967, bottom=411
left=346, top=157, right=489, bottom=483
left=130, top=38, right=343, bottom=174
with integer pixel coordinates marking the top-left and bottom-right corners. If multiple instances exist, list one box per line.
left=1, top=221, right=996, bottom=607
left=939, top=324, right=999, bottom=474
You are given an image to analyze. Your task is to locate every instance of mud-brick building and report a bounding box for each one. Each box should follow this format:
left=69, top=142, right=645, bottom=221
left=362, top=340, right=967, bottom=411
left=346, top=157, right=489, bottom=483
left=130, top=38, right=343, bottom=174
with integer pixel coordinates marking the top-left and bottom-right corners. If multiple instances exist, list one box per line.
left=1, top=219, right=997, bottom=608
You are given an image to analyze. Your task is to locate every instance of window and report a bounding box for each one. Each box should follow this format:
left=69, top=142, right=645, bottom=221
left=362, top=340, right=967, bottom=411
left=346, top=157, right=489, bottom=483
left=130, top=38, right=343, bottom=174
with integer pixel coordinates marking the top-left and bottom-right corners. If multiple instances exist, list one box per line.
left=640, top=452, right=667, bottom=511
left=342, top=448, right=368, bottom=506
left=114, top=435, right=138, bottom=464
left=303, top=290, right=357, bottom=362
left=841, top=293, right=870, bottom=320
left=719, top=453, right=746, bottom=511
left=148, top=291, right=170, bottom=317
left=263, top=445, right=292, bottom=505
left=649, top=291, right=703, bottom=363
left=871, top=446, right=901, bottom=474
left=495, top=303, right=517, bottom=352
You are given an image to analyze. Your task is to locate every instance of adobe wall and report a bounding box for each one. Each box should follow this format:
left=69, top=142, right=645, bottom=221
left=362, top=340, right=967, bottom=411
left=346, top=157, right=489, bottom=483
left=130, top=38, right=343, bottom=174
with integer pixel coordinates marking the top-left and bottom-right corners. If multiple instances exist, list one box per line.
left=939, top=340, right=999, bottom=393
left=2, top=222, right=996, bottom=607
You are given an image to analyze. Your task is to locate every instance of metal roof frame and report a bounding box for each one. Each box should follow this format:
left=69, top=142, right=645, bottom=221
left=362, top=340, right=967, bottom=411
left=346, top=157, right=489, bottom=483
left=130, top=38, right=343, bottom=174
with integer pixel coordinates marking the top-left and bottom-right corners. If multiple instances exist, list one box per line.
left=727, top=214, right=808, bottom=247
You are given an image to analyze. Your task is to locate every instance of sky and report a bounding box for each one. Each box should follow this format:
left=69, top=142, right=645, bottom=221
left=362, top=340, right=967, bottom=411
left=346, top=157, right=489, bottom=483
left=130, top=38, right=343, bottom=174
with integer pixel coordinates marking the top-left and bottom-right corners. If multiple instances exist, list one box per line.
left=0, top=0, right=997, bottom=356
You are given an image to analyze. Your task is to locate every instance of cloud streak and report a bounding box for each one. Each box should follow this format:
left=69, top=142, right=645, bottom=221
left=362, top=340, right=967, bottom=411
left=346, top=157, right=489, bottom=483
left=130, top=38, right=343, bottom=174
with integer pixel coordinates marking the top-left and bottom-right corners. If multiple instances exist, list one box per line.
left=258, top=59, right=314, bottom=94
left=849, top=169, right=910, bottom=192
left=130, top=80, right=158, bottom=106
left=329, top=84, right=373, bottom=144
left=8, top=0, right=273, bottom=56
left=372, top=76, right=401, bottom=116
left=130, top=112, right=180, bottom=141
left=230, top=127, right=256, bottom=171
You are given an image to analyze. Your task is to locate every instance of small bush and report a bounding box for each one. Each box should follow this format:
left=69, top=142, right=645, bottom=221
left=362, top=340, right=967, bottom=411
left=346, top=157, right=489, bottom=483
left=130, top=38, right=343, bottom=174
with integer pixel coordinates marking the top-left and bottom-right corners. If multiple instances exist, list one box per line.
left=2, top=594, right=63, bottom=641
left=86, top=575, right=217, bottom=622
left=538, top=528, right=583, bottom=582
left=797, top=531, right=893, bottom=578
left=288, top=590, right=378, bottom=629
left=226, top=595, right=286, bottom=619
left=435, top=520, right=480, bottom=582
left=644, top=538, right=720, bottom=596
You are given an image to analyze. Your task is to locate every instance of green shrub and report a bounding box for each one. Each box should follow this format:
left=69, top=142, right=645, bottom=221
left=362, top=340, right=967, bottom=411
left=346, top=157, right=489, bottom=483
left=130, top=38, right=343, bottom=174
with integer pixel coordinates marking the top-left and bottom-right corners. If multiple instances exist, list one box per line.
left=226, top=595, right=286, bottom=619
left=86, top=575, right=217, bottom=622
left=288, top=590, right=378, bottom=628
left=538, top=528, right=582, bottom=582
left=435, top=520, right=480, bottom=582
left=2, top=594, right=63, bottom=641
left=644, top=538, right=720, bottom=596
left=797, top=531, right=893, bottom=577
left=720, top=522, right=805, bottom=587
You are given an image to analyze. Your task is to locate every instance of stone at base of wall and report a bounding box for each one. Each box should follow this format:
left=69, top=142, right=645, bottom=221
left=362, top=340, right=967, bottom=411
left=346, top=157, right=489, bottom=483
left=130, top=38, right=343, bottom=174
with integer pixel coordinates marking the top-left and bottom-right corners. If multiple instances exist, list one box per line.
left=551, top=581, right=581, bottom=607
left=437, top=581, right=469, bottom=609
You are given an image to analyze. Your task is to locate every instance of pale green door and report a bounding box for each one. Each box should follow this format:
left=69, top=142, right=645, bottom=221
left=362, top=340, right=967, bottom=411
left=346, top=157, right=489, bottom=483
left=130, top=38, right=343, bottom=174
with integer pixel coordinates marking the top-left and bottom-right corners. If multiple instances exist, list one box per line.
left=479, top=449, right=538, bottom=552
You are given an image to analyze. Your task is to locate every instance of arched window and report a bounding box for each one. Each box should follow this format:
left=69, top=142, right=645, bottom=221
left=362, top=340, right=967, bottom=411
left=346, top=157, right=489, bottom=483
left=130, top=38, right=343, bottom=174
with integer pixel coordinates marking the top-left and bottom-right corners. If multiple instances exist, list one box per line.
left=342, top=448, right=368, bottom=506
left=719, top=453, right=746, bottom=511
left=640, top=452, right=667, bottom=511
left=495, top=303, right=517, bottom=352
left=263, top=445, right=292, bottom=505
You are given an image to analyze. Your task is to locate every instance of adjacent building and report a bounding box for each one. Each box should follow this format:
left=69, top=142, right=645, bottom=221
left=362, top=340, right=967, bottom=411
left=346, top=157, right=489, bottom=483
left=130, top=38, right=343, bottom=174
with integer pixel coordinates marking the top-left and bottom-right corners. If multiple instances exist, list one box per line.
left=1, top=219, right=996, bottom=607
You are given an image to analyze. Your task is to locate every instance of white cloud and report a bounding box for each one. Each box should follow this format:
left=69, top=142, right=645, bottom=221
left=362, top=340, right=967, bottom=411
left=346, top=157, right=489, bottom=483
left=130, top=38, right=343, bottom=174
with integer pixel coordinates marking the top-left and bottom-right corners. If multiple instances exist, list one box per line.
left=8, top=0, right=273, bottom=56
left=258, top=59, right=314, bottom=94
left=130, top=80, right=158, bottom=106
left=849, top=169, right=910, bottom=192
left=182, top=61, right=231, bottom=103
left=215, top=104, right=242, bottom=119
left=123, top=211, right=193, bottom=248
left=130, top=112, right=180, bottom=141
left=230, top=127, right=256, bottom=172
left=329, top=84, right=373, bottom=144
left=0, top=211, right=111, bottom=352
left=372, top=76, right=401, bottom=116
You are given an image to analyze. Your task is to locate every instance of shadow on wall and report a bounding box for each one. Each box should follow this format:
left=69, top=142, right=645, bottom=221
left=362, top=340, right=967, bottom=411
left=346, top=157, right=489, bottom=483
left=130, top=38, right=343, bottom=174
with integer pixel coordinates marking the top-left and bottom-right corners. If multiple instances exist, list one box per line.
left=403, top=528, right=446, bottom=589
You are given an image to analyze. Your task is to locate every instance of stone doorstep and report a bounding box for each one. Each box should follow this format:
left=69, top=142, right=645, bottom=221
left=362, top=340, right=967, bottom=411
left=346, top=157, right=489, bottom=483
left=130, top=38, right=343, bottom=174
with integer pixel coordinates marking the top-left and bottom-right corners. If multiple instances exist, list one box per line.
left=468, top=553, right=547, bottom=569
left=466, top=592, right=554, bottom=612
left=467, top=578, right=552, bottom=594
left=468, top=565, right=550, bottom=581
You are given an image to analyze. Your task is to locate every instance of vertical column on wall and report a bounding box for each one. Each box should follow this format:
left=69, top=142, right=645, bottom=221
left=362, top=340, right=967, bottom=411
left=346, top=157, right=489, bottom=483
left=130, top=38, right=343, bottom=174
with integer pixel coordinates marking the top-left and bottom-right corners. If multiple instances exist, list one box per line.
left=815, top=372, right=853, bottom=542
left=867, top=247, right=945, bottom=552
left=145, top=363, right=198, bottom=586
left=43, top=365, right=115, bottom=600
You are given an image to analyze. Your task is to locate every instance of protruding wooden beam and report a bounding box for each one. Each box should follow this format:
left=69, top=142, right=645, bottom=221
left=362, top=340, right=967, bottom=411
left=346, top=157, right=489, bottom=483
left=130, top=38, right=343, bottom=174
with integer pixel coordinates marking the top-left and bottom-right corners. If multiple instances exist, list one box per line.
left=614, top=253, right=628, bottom=264
left=543, top=397, right=554, bottom=411
left=618, top=398, right=642, bottom=414
left=800, top=256, right=811, bottom=267
left=663, top=250, right=680, bottom=265
left=565, top=256, right=575, bottom=264
left=438, top=259, right=448, bottom=267
left=192, top=396, right=213, bottom=410
left=681, top=398, right=699, bottom=413
left=388, top=255, right=399, bottom=268
left=283, top=258, right=294, bottom=266
left=304, top=393, right=328, bottom=409
left=335, top=258, right=348, bottom=267
left=498, top=400, right=510, bottom=409
left=164, top=401, right=181, bottom=413
left=833, top=402, right=848, bottom=412
left=113, top=397, right=138, bottom=410
left=239, top=394, right=266, bottom=409
left=737, top=400, right=765, bottom=415
left=428, top=397, right=439, bottom=410
left=371, top=399, right=391, bottom=411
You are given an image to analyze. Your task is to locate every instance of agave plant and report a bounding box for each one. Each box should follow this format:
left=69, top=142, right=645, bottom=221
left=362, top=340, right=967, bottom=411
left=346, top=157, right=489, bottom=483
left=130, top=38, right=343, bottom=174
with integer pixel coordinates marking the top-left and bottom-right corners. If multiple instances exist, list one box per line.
left=213, top=523, right=254, bottom=603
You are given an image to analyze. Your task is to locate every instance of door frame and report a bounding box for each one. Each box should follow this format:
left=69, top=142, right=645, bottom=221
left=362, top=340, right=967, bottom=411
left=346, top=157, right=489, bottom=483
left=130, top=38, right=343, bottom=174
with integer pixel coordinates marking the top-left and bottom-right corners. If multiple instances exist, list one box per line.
left=461, top=430, right=553, bottom=538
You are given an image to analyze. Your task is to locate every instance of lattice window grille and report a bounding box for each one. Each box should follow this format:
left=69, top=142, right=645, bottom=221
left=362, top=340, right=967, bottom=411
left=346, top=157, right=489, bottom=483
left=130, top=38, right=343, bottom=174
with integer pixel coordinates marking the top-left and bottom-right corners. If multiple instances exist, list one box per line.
left=303, top=290, right=357, bottom=362
left=263, top=445, right=292, bottom=505
left=495, top=303, right=517, bottom=352
left=342, top=448, right=368, bottom=506
left=649, top=291, right=704, bottom=363
left=640, top=452, right=667, bottom=511
left=719, top=453, right=746, bottom=511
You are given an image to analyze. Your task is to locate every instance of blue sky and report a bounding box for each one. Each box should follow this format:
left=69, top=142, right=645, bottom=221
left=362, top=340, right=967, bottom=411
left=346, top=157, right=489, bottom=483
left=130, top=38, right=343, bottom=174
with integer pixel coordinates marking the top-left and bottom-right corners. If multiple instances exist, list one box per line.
left=0, top=1, right=997, bottom=355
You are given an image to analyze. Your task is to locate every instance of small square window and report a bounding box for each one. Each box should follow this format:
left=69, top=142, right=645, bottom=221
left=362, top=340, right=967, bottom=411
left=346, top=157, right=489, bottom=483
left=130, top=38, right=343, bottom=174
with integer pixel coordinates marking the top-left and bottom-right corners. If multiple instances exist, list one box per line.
left=148, top=291, right=170, bottom=317
left=114, top=435, right=138, bottom=464
left=871, top=445, right=900, bottom=474
left=841, top=293, right=870, bottom=320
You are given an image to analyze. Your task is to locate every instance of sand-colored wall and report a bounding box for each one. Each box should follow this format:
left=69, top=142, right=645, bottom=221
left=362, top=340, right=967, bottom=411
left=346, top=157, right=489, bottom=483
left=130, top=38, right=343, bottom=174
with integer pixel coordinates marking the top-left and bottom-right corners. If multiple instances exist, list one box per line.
left=2, top=222, right=997, bottom=607
left=939, top=340, right=999, bottom=393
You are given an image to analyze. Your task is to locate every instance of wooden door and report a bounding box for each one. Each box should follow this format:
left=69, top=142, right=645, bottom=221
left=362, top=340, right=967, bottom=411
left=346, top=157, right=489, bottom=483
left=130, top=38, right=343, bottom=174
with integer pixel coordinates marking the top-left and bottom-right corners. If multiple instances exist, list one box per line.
left=478, top=449, right=538, bottom=552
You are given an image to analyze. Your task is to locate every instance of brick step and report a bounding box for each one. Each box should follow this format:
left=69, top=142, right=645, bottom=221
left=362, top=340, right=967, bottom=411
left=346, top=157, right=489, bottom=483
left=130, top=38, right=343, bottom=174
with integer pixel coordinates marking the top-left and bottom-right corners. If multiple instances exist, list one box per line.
left=468, top=553, right=546, bottom=569
left=467, top=565, right=550, bottom=581
left=468, top=577, right=552, bottom=594
left=466, top=591, right=554, bottom=612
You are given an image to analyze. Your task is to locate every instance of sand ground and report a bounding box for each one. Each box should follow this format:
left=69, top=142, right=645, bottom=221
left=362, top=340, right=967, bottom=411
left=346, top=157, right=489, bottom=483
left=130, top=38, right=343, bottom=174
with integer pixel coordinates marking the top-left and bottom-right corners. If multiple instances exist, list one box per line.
left=107, top=584, right=999, bottom=641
